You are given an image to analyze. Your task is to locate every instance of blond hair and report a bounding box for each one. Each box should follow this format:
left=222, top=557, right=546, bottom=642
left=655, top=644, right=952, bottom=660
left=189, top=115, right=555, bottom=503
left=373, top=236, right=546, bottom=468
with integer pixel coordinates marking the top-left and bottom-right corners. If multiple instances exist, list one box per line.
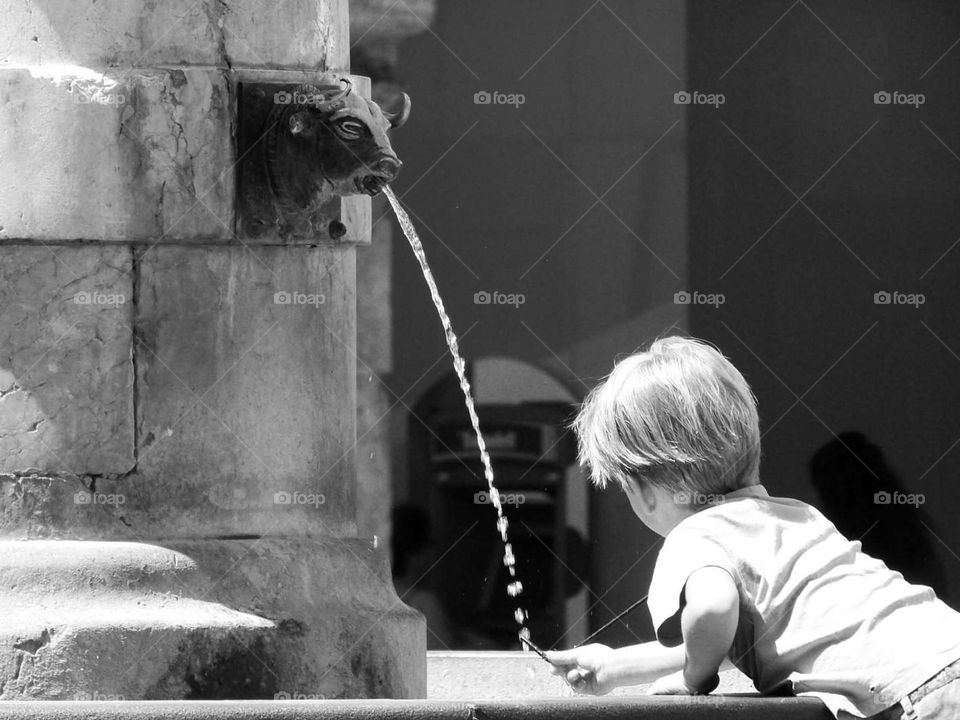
left=574, top=336, right=761, bottom=496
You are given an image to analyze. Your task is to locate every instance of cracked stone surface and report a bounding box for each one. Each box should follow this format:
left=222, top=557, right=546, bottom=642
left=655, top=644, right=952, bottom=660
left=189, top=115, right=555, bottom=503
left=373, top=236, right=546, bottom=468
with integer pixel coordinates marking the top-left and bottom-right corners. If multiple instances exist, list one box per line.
left=0, top=67, right=233, bottom=242
left=0, top=246, right=135, bottom=476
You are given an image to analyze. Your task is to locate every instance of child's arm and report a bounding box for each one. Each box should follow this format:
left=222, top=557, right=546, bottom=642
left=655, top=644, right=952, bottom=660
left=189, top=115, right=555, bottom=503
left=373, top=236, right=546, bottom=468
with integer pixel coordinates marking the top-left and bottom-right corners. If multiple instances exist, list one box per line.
left=546, top=641, right=685, bottom=694
left=547, top=567, right=739, bottom=695
left=648, top=565, right=739, bottom=694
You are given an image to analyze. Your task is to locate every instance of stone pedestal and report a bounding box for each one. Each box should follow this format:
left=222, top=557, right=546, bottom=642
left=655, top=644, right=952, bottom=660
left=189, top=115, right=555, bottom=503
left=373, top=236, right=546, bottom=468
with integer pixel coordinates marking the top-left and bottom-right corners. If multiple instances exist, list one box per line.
left=0, top=0, right=424, bottom=700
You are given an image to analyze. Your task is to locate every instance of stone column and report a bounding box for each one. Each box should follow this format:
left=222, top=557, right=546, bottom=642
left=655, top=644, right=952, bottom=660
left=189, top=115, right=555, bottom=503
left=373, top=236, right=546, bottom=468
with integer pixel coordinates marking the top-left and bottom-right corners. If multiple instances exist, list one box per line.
left=0, top=0, right=424, bottom=700
left=351, top=0, right=436, bottom=539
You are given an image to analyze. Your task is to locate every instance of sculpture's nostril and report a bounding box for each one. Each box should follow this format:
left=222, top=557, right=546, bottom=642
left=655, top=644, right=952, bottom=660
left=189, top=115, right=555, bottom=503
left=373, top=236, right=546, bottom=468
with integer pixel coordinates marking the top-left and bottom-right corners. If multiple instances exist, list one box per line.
left=378, top=157, right=402, bottom=176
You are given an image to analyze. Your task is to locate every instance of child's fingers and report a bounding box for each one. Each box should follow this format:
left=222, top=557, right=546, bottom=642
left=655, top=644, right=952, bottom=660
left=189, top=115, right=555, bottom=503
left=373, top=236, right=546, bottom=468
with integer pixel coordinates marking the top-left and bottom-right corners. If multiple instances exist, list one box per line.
left=564, top=667, right=595, bottom=693
left=545, top=649, right=578, bottom=665
left=566, top=668, right=586, bottom=686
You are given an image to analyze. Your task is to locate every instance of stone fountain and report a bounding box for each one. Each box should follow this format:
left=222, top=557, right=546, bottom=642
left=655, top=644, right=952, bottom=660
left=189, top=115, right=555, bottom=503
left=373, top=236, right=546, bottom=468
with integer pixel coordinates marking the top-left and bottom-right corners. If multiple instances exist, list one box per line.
left=0, top=0, right=423, bottom=700
left=0, top=2, right=837, bottom=716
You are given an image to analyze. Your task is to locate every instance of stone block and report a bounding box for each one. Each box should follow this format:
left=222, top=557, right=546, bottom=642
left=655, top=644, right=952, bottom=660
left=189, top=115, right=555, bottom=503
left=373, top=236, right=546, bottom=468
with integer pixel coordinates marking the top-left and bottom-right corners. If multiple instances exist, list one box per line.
left=0, top=67, right=234, bottom=242
left=222, top=0, right=349, bottom=69
left=0, top=0, right=346, bottom=69
left=0, top=246, right=134, bottom=476
left=127, top=245, right=357, bottom=538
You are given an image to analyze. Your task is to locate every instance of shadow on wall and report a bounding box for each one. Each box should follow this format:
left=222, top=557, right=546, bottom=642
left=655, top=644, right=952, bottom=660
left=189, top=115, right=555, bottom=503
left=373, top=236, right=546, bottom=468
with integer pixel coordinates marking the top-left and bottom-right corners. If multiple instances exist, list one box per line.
left=809, top=431, right=947, bottom=598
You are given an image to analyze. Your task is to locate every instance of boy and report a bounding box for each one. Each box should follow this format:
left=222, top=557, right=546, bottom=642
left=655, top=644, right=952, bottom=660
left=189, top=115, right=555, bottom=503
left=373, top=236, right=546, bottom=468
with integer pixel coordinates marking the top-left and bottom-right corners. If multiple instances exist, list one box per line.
left=546, top=337, right=960, bottom=719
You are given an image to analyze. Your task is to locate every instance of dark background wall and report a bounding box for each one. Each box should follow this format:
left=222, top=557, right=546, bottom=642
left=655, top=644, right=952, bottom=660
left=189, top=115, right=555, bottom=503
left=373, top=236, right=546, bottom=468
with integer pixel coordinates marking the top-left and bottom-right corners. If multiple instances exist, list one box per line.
left=376, top=0, right=960, bottom=648
left=688, top=2, right=960, bottom=603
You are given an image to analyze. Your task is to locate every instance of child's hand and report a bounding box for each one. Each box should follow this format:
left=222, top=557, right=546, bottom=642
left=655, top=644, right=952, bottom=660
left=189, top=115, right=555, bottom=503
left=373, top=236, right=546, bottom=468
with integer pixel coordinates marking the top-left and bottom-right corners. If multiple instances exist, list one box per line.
left=545, top=644, right=615, bottom=695
left=646, top=670, right=697, bottom=695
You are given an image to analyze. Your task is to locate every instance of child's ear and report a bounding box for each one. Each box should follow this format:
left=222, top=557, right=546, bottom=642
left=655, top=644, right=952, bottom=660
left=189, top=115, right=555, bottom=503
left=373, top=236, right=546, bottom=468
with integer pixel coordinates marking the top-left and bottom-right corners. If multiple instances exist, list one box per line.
left=637, top=480, right=659, bottom=513
left=625, top=476, right=657, bottom=514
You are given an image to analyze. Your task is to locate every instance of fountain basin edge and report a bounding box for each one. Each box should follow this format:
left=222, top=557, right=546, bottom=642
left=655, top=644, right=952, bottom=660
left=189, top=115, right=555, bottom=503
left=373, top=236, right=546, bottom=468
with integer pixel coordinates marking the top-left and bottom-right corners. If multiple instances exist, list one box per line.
left=0, top=697, right=831, bottom=719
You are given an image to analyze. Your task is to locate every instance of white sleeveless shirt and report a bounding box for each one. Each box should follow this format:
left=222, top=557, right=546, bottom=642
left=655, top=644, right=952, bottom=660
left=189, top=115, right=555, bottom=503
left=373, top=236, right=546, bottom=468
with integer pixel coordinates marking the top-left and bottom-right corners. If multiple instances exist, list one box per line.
left=647, top=484, right=960, bottom=718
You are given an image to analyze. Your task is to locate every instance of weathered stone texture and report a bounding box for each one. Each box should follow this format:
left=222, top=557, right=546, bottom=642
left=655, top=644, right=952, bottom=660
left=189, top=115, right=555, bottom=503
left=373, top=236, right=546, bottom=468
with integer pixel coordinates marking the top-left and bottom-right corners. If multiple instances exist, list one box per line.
left=0, top=0, right=347, bottom=69
left=0, top=538, right=425, bottom=699
left=0, top=0, right=425, bottom=701
left=0, top=246, right=135, bottom=475
left=128, top=245, right=358, bottom=538
left=0, top=68, right=234, bottom=242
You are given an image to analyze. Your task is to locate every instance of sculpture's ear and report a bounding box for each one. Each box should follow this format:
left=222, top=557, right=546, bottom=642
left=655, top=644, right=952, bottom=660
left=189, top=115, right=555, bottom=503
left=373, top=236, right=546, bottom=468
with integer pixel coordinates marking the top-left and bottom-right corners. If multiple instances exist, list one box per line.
left=288, top=111, right=312, bottom=136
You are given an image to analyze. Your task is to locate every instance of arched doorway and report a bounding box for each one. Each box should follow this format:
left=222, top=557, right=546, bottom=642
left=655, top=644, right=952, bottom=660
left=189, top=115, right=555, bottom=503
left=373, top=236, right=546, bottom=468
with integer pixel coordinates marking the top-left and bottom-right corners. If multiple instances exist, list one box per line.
left=400, top=357, right=590, bottom=649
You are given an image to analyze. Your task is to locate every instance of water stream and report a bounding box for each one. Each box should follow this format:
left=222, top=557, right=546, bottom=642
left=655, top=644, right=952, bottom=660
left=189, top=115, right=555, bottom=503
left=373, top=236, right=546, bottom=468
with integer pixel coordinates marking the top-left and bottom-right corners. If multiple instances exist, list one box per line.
left=384, top=186, right=532, bottom=648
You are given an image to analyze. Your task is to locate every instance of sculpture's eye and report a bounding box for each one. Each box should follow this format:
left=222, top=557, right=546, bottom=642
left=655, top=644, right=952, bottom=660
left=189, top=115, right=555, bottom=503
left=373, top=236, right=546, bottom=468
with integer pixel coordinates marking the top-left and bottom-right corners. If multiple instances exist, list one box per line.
left=335, top=119, right=366, bottom=140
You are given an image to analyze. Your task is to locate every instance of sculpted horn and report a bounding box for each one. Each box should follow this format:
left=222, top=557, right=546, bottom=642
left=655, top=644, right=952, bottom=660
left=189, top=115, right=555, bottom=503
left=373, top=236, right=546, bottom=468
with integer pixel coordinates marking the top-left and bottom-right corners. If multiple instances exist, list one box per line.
left=385, top=92, right=411, bottom=129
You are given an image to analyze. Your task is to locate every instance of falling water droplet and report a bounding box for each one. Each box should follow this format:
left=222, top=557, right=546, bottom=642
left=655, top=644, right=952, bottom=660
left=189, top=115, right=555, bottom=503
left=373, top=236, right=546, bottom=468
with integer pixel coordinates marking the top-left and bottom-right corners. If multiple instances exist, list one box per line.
left=507, top=581, right=523, bottom=597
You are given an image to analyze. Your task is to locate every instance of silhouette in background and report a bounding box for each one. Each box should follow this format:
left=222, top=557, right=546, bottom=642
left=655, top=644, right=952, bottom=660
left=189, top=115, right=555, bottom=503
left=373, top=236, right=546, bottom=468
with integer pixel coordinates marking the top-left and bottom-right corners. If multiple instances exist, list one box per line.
left=390, top=503, right=457, bottom=650
left=809, top=431, right=947, bottom=597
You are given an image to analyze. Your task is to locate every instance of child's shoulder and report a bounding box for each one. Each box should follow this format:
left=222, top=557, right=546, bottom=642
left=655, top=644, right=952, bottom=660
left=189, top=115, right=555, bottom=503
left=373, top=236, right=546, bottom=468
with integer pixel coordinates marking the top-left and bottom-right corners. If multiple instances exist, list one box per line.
left=684, top=485, right=815, bottom=523
left=666, top=487, right=829, bottom=553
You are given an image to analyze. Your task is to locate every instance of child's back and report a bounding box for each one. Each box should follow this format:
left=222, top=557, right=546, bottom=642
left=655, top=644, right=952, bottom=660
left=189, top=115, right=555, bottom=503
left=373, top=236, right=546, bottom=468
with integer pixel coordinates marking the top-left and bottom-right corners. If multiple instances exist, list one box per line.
left=649, top=484, right=960, bottom=717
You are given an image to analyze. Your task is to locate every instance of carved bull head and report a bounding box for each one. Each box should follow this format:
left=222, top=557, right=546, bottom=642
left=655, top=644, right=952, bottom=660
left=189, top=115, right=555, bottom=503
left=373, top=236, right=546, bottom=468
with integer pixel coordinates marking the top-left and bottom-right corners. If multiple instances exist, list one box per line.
left=263, top=78, right=410, bottom=223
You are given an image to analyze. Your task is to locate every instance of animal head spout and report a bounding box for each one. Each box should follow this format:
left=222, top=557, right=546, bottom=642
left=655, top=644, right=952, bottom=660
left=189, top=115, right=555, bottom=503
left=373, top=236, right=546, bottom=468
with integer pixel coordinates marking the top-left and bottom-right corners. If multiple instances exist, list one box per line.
left=239, top=76, right=411, bottom=240
left=268, top=78, right=410, bottom=210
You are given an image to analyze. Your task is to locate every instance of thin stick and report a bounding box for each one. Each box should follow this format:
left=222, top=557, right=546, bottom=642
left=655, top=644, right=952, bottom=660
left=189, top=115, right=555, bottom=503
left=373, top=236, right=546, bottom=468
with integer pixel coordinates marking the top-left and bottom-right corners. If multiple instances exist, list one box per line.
left=573, top=594, right=649, bottom=648
left=519, top=635, right=550, bottom=662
